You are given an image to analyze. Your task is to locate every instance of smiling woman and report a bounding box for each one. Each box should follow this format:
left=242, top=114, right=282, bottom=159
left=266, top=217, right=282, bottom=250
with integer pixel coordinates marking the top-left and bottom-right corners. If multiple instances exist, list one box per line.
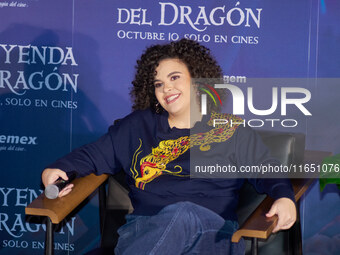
left=42, top=38, right=297, bottom=255
left=130, top=39, right=224, bottom=116
left=154, top=59, right=194, bottom=128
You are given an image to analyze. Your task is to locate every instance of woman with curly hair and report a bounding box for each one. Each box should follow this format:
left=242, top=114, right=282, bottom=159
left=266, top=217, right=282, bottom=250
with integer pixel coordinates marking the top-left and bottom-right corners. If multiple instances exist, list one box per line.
left=130, top=38, right=223, bottom=114
left=42, top=39, right=296, bottom=254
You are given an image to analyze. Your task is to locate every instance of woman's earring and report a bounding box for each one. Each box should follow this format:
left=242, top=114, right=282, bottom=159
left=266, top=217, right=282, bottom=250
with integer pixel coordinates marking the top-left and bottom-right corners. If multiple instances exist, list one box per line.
left=155, top=102, right=161, bottom=113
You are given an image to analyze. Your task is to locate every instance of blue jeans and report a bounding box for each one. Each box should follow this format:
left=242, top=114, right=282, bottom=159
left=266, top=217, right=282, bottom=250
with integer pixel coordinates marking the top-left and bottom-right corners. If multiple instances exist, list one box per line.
left=115, top=201, right=245, bottom=255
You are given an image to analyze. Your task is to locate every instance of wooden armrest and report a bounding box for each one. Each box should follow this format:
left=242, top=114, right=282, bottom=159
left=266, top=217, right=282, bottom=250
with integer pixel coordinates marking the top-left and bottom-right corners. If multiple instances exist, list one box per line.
left=232, top=178, right=314, bottom=242
left=232, top=150, right=332, bottom=242
left=25, top=173, right=109, bottom=224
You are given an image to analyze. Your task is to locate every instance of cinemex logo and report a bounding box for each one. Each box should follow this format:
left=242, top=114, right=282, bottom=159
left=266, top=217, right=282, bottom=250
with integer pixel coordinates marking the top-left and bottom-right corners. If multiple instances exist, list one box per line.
left=0, top=135, right=37, bottom=145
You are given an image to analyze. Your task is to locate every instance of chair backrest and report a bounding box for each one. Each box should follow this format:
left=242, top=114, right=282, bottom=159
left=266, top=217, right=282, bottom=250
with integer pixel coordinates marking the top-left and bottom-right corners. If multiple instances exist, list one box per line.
left=237, top=130, right=305, bottom=224
left=107, top=119, right=134, bottom=212
left=257, top=130, right=305, bottom=166
left=237, top=130, right=306, bottom=255
left=107, top=171, right=133, bottom=212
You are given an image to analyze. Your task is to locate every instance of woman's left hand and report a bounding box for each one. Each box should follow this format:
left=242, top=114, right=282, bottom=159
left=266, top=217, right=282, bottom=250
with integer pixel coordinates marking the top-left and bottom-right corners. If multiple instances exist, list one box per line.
left=266, top=197, right=296, bottom=233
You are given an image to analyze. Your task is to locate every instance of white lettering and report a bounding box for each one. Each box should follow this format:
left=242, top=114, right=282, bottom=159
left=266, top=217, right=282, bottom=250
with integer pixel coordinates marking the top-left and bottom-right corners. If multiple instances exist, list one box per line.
left=281, top=87, right=312, bottom=116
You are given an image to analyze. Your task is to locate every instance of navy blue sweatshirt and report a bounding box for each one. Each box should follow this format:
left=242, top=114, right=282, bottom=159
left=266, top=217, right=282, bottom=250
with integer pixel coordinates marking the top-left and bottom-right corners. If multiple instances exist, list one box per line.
left=48, top=109, right=295, bottom=220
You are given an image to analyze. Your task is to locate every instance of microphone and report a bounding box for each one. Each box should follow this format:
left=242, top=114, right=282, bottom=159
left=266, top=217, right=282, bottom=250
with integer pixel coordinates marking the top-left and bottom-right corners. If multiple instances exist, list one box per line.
left=44, top=171, right=77, bottom=199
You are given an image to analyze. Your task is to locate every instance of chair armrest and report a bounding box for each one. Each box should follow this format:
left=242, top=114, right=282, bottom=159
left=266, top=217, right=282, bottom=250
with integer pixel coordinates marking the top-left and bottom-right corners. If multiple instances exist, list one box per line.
left=25, top=173, right=109, bottom=224
left=232, top=150, right=332, bottom=243
left=231, top=178, right=314, bottom=242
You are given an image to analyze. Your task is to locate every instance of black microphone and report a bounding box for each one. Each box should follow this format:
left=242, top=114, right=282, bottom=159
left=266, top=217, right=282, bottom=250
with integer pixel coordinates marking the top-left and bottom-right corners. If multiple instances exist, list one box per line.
left=44, top=171, right=77, bottom=199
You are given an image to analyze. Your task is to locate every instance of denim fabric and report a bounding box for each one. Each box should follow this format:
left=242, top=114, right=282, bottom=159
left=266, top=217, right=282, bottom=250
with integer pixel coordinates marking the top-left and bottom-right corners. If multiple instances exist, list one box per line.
left=115, top=201, right=245, bottom=255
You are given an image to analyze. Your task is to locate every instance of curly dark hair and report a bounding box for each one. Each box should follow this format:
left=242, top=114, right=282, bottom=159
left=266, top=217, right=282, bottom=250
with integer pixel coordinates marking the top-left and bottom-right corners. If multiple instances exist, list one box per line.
left=130, top=38, right=224, bottom=113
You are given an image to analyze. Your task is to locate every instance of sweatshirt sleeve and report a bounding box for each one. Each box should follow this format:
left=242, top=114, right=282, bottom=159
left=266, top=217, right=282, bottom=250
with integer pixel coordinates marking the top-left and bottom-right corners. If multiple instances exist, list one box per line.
left=46, top=124, right=122, bottom=177
left=235, top=125, right=295, bottom=202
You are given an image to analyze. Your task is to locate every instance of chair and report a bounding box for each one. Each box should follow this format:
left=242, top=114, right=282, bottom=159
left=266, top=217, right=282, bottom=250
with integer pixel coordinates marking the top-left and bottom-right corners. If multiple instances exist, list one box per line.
left=25, top=131, right=331, bottom=255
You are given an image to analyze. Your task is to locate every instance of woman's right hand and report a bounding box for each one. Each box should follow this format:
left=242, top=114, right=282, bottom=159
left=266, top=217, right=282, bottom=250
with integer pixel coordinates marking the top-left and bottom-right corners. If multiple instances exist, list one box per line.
left=42, top=168, right=74, bottom=197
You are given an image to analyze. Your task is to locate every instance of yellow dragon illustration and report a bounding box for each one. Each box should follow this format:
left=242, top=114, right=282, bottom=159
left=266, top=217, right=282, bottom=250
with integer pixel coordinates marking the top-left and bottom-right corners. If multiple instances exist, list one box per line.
left=130, top=112, right=243, bottom=190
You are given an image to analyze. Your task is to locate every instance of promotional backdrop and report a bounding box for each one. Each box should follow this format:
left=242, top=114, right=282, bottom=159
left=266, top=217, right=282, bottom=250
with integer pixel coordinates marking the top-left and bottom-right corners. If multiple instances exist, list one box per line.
left=0, top=0, right=339, bottom=254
